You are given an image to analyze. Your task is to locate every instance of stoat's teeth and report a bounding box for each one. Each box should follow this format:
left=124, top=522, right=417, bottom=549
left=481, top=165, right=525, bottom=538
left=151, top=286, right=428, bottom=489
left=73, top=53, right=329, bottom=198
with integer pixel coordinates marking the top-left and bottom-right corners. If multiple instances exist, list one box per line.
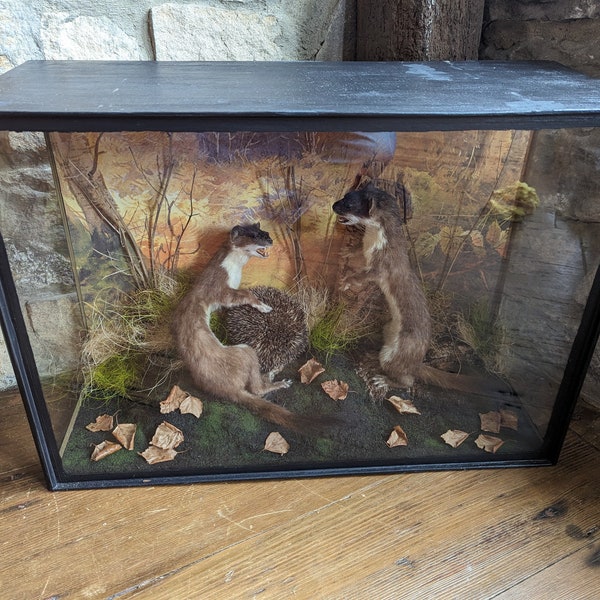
left=257, top=248, right=269, bottom=257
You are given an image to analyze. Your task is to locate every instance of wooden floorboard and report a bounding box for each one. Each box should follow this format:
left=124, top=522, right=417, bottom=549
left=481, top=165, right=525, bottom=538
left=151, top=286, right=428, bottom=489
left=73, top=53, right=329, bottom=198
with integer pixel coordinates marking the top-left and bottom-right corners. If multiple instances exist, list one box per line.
left=0, top=391, right=598, bottom=599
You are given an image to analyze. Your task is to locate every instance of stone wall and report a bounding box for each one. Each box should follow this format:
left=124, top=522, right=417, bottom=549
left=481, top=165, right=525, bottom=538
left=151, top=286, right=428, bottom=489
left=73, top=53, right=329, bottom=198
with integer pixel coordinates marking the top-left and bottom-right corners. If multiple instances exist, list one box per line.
left=481, top=1, right=600, bottom=77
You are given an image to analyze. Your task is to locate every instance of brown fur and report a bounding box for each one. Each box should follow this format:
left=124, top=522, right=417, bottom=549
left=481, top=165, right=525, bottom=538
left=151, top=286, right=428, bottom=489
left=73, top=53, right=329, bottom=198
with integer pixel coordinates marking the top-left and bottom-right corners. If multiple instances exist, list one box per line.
left=333, top=185, right=509, bottom=396
left=172, top=223, right=312, bottom=430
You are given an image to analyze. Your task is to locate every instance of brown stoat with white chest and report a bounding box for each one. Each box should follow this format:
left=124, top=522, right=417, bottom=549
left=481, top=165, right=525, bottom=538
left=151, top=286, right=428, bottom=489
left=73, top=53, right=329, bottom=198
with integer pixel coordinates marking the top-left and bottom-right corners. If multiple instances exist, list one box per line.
left=172, top=223, right=313, bottom=430
left=333, top=185, right=509, bottom=396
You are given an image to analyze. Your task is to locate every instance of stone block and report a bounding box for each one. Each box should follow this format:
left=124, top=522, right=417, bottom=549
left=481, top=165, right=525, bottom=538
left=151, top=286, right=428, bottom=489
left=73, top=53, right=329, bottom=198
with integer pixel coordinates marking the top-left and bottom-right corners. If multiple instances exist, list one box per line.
left=481, top=18, right=600, bottom=77
left=485, top=0, right=599, bottom=22
left=150, top=1, right=345, bottom=61
left=41, top=12, right=145, bottom=60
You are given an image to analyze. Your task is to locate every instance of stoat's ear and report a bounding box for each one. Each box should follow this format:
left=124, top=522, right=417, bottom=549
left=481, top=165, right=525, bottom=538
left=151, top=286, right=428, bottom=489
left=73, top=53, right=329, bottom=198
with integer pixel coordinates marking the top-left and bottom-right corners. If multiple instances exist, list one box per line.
left=230, top=225, right=242, bottom=240
left=368, top=195, right=377, bottom=216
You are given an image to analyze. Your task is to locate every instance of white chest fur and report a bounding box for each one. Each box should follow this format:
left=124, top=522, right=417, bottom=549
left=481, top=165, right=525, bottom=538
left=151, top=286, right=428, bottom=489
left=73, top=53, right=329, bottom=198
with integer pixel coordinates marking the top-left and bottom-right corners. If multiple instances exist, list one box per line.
left=362, top=223, right=387, bottom=266
left=220, top=249, right=249, bottom=289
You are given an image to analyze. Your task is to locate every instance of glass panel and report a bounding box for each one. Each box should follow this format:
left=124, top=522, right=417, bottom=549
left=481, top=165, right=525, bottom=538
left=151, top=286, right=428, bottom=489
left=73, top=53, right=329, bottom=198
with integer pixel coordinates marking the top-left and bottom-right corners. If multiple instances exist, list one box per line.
left=9, top=129, right=595, bottom=480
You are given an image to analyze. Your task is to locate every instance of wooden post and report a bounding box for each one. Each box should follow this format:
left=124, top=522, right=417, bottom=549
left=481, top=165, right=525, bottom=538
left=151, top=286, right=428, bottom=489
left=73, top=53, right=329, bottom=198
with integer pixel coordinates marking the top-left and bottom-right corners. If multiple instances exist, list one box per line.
left=356, top=0, right=485, bottom=61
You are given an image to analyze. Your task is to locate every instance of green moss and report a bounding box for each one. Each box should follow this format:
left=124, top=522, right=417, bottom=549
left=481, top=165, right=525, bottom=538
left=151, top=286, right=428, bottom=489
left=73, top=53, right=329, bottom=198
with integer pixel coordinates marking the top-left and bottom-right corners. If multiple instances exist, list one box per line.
left=314, top=437, right=334, bottom=456
left=489, top=181, right=539, bottom=222
left=209, top=310, right=228, bottom=344
left=309, top=303, right=365, bottom=359
left=456, top=299, right=507, bottom=375
left=86, top=353, right=141, bottom=399
left=127, top=288, right=175, bottom=321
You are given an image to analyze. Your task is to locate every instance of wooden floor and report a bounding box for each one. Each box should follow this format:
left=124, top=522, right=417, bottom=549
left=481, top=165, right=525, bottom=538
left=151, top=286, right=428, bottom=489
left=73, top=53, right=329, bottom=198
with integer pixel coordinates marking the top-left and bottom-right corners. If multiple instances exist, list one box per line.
left=0, top=391, right=599, bottom=599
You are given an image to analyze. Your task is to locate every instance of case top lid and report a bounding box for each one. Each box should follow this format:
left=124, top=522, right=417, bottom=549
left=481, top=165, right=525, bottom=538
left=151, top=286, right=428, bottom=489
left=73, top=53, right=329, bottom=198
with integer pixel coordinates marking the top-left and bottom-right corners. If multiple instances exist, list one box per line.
left=0, top=60, right=599, bottom=131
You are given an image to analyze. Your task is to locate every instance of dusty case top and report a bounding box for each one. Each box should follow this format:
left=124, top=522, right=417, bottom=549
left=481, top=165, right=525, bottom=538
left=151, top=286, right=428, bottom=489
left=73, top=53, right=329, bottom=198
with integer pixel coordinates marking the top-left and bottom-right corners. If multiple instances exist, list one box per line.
left=0, top=60, right=600, bottom=131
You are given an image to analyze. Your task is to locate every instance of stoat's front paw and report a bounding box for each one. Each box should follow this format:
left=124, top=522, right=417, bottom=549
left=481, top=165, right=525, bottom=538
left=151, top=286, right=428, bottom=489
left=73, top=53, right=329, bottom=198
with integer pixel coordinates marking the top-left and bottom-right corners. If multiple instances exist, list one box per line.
left=370, top=375, right=390, bottom=390
left=255, top=302, right=273, bottom=313
left=277, top=379, right=293, bottom=389
left=342, top=275, right=364, bottom=292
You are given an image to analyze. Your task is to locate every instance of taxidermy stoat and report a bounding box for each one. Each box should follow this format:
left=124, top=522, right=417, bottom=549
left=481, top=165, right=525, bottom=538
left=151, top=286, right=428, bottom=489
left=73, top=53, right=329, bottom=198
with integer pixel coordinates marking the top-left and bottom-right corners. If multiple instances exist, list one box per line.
left=333, top=184, right=509, bottom=396
left=172, top=223, right=310, bottom=430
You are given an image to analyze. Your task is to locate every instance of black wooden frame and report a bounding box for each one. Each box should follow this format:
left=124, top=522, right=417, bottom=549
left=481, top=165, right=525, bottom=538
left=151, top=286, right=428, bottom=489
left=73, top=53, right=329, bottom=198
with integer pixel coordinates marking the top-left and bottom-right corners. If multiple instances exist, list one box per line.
left=1, top=60, right=599, bottom=490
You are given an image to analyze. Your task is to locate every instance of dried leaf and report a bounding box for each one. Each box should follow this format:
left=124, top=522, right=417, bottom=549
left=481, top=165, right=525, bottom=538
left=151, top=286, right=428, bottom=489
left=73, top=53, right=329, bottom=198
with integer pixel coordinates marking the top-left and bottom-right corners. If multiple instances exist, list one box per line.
left=387, top=396, right=421, bottom=415
left=486, top=220, right=502, bottom=245
left=386, top=426, right=408, bottom=448
left=86, top=414, right=114, bottom=432
left=264, top=431, right=290, bottom=455
left=112, top=423, right=137, bottom=450
left=441, top=429, right=469, bottom=448
left=299, top=358, right=325, bottom=384
left=486, top=221, right=509, bottom=257
left=414, top=231, right=439, bottom=259
left=160, top=385, right=188, bottom=414
left=500, top=408, right=519, bottom=431
left=151, top=421, right=184, bottom=450
left=479, top=411, right=501, bottom=433
left=321, top=379, right=349, bottom=400
left=139, top=446, right=179, bottom=464
left=470, top=229, right=484, bottom=248
left=180, top=394, right=203, bottom=418
left=439, top=225, right=468, bottom=256
left=475, top=434, right=504, bottom=453
left=91, top=440, right=122, bottom=461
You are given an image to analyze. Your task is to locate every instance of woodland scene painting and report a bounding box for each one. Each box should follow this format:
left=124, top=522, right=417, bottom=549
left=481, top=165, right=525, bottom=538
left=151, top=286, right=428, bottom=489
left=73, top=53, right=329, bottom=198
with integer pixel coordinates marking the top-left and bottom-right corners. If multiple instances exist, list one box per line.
left=41, top=128, right=571, bottom=479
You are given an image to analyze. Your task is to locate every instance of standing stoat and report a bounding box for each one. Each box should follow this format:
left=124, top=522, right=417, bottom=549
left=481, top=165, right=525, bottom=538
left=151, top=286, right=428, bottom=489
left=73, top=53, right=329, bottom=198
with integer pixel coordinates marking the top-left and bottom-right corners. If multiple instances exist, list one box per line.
left=332, top=185, right=508, bottom=396
left=172, top=223, right=308, bottom=430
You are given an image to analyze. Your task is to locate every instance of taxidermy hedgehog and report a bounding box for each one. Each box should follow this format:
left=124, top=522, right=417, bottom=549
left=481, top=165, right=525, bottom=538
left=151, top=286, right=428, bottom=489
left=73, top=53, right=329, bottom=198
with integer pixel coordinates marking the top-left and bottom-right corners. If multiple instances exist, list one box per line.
left=224, top=286, right=309, bottom=378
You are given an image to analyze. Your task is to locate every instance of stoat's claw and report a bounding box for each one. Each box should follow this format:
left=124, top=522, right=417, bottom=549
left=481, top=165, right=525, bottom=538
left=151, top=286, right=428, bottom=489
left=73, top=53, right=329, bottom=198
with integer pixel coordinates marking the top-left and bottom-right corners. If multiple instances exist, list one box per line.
left=256, top=302, right=273, bottom=313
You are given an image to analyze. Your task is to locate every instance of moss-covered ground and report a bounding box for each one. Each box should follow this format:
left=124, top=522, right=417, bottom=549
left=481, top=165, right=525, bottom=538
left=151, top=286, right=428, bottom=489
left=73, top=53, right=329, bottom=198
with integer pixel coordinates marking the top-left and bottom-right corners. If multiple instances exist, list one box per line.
left=61, top=349, right=543, bottom=480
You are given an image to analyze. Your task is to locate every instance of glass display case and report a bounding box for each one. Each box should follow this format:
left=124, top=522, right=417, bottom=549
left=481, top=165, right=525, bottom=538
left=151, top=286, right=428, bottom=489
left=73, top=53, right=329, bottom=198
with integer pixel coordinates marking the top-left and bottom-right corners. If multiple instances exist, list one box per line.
left=1, top=61, right=599, bottom=489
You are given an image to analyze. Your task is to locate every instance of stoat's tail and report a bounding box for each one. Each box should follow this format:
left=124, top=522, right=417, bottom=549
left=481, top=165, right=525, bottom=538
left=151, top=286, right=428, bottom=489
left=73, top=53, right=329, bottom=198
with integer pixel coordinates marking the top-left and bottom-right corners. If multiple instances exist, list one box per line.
left=229, top=389, right=336, bottom=432
left=418, top=365, right=514, bottom=396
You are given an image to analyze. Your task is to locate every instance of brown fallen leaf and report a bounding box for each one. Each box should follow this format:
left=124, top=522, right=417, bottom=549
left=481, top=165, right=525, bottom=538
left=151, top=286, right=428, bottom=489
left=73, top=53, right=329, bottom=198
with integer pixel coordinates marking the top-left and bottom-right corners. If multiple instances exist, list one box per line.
left=500, top=408, right=519, bottom=431
left=139, top=446, right=179, bottom=464
left=475, top=434, right=504, bottom=453
left=151, top=421, right=184, bottom=450
left=470, top=229, right=484, bottom=248
left=264, top=431, right=290, bottom=455
left=180, top=394, right=203, bottom=418
left=479, top=411, right=501, bottom=433
left=321, top=379, right=349, bottom=400
left=160, top=385, right=188, bottom=414
left=388, top=396, right=421, bottom=415
left=299, top=358, right=325, bottom=384
left=90, top=440, right=122, bottom=461
left=486, top=220, right=509, bottom=258
left=86, top=414, right=114, bottom=432
left=441, top=429, right=469, bottom=448
left=386, top=426, right=408, bottom=448
left=112, top=423, right=137, bottom=451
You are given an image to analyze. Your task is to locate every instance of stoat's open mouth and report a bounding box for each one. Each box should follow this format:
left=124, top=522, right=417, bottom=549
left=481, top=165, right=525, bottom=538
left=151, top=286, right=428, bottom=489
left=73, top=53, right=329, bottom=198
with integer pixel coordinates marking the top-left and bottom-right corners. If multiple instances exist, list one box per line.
left=257, top=247, right=269, bottom=258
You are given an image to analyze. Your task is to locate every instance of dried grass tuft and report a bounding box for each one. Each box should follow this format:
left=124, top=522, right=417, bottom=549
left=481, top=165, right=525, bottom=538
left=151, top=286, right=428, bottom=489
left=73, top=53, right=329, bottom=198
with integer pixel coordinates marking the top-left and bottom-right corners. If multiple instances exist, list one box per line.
left=80, top=272, right=189, bottom=400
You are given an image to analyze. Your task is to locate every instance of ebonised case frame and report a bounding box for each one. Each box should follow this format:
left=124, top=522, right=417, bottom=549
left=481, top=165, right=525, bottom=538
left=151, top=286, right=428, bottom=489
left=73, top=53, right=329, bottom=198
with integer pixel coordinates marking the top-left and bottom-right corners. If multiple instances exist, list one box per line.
left=0, top=60, right=599, bottom=490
